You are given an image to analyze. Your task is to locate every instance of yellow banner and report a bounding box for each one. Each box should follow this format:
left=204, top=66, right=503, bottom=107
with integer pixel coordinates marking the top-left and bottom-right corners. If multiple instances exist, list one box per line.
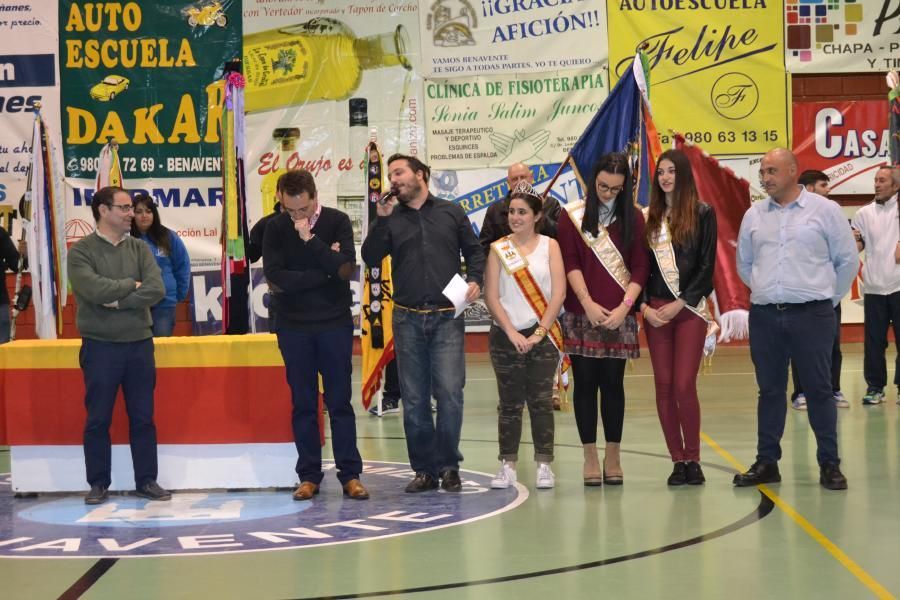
left=608, top=0, right=788, bottom=154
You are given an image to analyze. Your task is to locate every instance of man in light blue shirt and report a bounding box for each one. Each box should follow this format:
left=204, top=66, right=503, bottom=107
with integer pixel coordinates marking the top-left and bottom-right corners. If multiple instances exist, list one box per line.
left=733, top=148, right=857, bottom=491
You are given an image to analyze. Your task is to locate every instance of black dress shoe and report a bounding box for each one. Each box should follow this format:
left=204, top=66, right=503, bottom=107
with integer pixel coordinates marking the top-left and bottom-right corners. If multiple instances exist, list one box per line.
left=820, top=462, right=848, bottom=490
left=685, top=461, right=705, bottom=485
left=440, top=469, right=462, bottom=492
left=85, top=484, right=109, bottom=505
left=135, top=480, right=172, bottom=501
left=667, top=462, right=687, bottom=486
left=733, top=461, right=781, bottom=487
left=405, top=472, right=439, bottom=493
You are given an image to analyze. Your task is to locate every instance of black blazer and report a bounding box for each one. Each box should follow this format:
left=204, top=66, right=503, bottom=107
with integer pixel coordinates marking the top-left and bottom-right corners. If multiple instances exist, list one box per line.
left=0, top=226, right=19, bottom=306
left=642, top=203, right=717, bottom=308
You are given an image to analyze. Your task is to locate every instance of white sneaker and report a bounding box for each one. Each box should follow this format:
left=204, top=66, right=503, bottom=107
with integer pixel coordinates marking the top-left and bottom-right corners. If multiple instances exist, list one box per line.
left=536, top=463, right=555, bottom=489
left=833, top=391, right=849, bottom=408
left=791, top=394, right=807, bottom=410
left=490, top=461, right=517, bottom=489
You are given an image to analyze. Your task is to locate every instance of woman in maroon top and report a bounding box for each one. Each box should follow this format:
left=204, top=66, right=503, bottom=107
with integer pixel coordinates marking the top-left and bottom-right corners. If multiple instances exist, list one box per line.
left=640, top=149, right=716, bottom=486
left=558, top=152, right=649, bottom=486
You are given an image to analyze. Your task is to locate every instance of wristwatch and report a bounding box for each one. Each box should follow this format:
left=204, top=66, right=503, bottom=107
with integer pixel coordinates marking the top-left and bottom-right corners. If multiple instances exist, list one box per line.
left=534, top=326, right=548, bottom=338
left=622, top=297, right=634, bottom=308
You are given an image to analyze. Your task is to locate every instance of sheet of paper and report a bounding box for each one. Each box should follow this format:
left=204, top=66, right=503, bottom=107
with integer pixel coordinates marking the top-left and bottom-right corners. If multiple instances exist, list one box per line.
left=442, top=273, right=471, bottom=318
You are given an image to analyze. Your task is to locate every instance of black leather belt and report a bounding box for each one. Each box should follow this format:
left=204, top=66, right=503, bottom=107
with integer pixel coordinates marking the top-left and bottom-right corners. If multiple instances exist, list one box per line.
left=761, top=299, right=831, bottom=311
left=394, top=303, right=455, bottom=314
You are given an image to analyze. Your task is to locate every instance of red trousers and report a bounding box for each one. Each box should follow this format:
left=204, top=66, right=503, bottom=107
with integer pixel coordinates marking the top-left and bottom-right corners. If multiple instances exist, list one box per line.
left=645, top=298, right=707, bottom=462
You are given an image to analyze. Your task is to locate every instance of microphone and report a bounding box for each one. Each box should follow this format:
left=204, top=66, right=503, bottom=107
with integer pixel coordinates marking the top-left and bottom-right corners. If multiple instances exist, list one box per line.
left=378, top=188, right=398, bottom=205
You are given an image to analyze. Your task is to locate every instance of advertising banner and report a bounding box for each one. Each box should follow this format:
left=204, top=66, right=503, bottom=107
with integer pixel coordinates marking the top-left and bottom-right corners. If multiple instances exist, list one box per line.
left=418, top=0, right=608, bottom=77
left=793, top=100, right=891, bottom=194
left=607, top=0, right=789, bottom=155
left=58, top=0, right=241, bottom=333
left=718, top=155, right=766, bottom=203
left=786, top=0, right=900, bottom=73
left=424, top=67, right=609, bottom=169
left=242, top=0, right=427, bottom=331
left=0, top=2, right=61, bottom=240
left=242, top=0, right=425, bottom=225
left=59, top=1, right=239, bottom=182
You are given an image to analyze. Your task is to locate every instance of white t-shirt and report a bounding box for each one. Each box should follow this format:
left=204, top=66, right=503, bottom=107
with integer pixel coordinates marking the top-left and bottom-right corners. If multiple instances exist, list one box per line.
left=851, top=194, right=900, bottom=295
left=496, top=235, right=555, bottom=330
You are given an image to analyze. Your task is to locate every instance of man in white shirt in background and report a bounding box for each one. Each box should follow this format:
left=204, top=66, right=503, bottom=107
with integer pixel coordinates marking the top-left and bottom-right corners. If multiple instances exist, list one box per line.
left=851, top=165, right=900, bottom=406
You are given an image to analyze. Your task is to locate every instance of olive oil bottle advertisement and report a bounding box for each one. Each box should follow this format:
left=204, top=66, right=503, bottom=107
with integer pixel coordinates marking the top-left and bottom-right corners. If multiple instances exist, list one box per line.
left=242, top=0, right=425, bottom=247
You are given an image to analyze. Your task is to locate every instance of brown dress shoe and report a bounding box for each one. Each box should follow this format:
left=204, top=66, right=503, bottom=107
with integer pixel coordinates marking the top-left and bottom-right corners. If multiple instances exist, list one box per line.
left=342, top=479, right=370, bottom=500
left=292, top=481, right=319, bottom=501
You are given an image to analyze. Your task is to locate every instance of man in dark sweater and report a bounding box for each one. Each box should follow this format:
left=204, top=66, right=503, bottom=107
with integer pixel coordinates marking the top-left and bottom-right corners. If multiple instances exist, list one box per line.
left=362, top=154, right=485, bottom=494
left=263, top=169, right=369, bottom=501
left=67, top=186, right=169, bottom=505
left=0, top=225, right=20, bottom=343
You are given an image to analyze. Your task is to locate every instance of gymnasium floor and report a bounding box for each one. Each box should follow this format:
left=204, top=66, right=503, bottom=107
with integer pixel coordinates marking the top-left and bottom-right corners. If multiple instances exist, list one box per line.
left=1, top=343, right=897, bottom=599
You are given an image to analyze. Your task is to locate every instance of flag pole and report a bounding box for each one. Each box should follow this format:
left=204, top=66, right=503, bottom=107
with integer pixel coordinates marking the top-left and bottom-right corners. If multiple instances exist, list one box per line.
left=9, top=104, right=39, bottom=341
left=539, top=154, right=572, bottom=200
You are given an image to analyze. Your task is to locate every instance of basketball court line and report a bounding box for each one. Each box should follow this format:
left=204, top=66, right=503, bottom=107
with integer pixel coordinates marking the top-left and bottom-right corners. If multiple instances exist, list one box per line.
left=57, top=558, right=118, bottom=600
left=287, top=498, right=773, bottom=600
left=701, top=432, right=896, bottom=600
left=52, top=442, right=771, bottom=599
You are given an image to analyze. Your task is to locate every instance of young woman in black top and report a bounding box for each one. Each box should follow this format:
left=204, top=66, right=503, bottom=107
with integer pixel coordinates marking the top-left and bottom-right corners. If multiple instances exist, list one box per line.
left=640, top=149, right=717, bottom=486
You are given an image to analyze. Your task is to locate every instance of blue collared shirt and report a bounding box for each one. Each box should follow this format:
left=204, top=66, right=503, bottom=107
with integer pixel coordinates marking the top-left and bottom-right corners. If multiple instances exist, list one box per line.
left=737, top=187, right=857, bottom=306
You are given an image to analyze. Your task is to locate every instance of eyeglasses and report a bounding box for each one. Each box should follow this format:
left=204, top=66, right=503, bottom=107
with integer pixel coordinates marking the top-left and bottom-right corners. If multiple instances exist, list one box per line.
left=596, top=183, right=624, bottom=195
left=109, top=204, right=134, bottom=213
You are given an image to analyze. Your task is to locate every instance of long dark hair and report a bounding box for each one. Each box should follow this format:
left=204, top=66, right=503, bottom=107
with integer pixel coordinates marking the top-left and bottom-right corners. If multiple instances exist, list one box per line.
left=646, top=149, right=699, bottom=247
left=582, top=152, right=633, bottom=247
left=130, top=194, right=172, bottom=255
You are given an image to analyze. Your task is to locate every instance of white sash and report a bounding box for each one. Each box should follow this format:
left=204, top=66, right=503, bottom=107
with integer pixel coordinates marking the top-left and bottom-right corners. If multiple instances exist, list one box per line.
left=491, top=235, right=566, bottom=356
left=564, top=200, right=630, bottom=291
left=648, top=218, right=715, bottom=326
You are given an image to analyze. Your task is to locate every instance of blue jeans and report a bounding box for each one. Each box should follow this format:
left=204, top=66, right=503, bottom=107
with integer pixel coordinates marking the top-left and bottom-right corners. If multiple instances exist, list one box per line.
left=151, top=305, right=177, bottom=337
left=749, top=301, right=839, bottom=466
left=791, top=303, right=842, bottom=398
left=393, top=308, right=465, bottom=478
left=0, top=304, right=9, bottom=343
left=80, top=337, right=159, bottom=488
left=276, top=326, right=362, bottom=485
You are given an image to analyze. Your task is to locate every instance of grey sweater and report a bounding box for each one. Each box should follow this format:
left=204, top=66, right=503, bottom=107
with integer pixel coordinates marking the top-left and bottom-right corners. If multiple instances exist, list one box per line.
left=67, top=232, right=165, bottom=342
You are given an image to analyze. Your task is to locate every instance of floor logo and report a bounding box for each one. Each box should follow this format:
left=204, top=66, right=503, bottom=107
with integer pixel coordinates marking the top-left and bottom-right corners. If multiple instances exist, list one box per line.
left=0, top=462, right=527, bottom=558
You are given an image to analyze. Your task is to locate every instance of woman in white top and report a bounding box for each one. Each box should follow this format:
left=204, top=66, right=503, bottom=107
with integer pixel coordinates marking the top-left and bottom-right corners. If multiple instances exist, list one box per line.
left=484, top=182, right=566, bottom=489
